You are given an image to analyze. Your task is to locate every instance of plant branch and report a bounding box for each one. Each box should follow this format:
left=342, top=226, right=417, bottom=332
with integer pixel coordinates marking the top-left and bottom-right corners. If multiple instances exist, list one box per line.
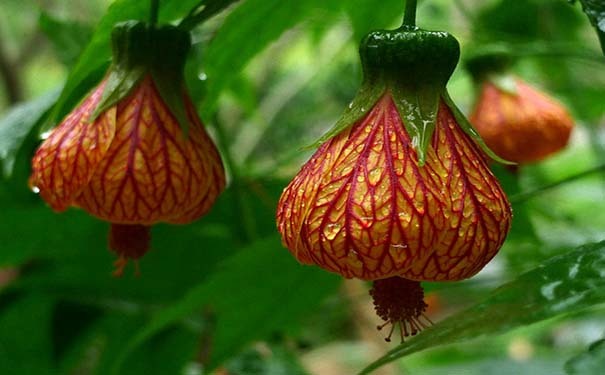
left=149, top=0, right=159, bottom=26
left=510, top=163, right=605, bottom=204
left=403, top=0, right=417, bottom=27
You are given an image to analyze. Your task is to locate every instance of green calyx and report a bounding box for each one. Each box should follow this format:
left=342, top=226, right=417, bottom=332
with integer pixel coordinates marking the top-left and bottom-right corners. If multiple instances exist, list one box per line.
left=92, top=21, right=193, bottom=133
left=313, top=26, right=460, bottom=165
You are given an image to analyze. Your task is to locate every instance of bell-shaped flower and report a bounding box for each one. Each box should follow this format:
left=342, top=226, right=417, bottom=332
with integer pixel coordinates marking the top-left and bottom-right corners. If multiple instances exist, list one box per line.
left=30, top=22, right=225, bottom=275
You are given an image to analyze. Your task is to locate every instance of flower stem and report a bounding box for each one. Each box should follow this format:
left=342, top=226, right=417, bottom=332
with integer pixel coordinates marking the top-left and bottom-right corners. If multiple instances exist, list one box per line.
left=403, top=0, right=418, bottom=27
left=149, top=0, right=159, bottom=27
left=510, top=163, right=605, bottom=204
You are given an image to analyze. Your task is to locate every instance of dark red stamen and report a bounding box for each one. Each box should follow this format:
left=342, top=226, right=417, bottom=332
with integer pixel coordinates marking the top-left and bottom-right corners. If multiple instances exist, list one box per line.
left=108, top=224, right=151, bottom=277
left=370, top=276, right=433, bottom=342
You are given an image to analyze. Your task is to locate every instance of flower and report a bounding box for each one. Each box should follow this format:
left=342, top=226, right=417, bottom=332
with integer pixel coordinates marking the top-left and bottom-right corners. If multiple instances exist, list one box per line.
left=276, top=25, right=512, bottom=341
left=470, top=78, right=574, bottom=164
left=30, top=22, right=225, bottom=275
left=277, top=94, right=511, bottom=282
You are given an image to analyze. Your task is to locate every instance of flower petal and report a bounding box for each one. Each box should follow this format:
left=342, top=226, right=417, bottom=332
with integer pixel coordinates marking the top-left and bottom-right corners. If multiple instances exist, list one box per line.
left=30, top=83, right=116, bottom=211
left=76, top=77, right=225, bottom=224
left=277, top=94, right=511, bottom=281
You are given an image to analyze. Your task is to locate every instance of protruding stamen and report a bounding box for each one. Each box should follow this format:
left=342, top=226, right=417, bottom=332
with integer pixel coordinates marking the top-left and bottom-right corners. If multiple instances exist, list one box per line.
left=108, top=224, right=150, bottom=276
left=370, top=276, right=433, bottom=343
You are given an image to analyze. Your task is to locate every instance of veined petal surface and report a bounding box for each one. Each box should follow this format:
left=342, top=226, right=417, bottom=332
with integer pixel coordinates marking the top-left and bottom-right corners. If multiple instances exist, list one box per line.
left=76, top=77, right=225, bottom=225
left=277, top=94, right=511, bottom=281
left=470, top=79, right=573, bottom=164
left=30, top=83, right=116, bottom=212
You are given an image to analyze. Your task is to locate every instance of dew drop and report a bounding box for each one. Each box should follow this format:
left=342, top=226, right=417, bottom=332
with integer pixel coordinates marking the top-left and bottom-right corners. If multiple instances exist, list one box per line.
left=31, top=186, right=40, bottom=194
left=348, top=102, right=354, bottom=109
left=40, top=130, right=52, bottom=140
left=323, top=223, right=342, bottom=240
left=198, top=72, right=208, bottom=81
left=368, top=168, right=382, bottom=185
left=398, top=211, right=411, bottom=223
left=357, top=175, right=365, bottom=183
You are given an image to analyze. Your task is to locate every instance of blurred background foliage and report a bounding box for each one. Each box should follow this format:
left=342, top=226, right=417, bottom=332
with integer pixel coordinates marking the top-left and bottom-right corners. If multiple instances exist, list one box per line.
left=0, top=0, right=604, bottom=374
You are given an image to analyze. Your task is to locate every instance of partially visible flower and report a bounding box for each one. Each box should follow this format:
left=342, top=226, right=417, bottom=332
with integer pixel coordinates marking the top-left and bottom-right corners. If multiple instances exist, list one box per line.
left=30, top=22, right=225, bottom=275
left=470, top=78, right=574, bottom=164
left=276, top=25, right=512, bottom=341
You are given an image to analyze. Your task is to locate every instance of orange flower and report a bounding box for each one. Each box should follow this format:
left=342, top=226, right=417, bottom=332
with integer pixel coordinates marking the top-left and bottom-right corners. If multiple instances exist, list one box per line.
left=277, top=94, right=511, bottom=282
left=30, top=75, right=225, bottom=275
left=470, top=78, right=574, bottom=164
left=276, top=24, right=513, bottom=340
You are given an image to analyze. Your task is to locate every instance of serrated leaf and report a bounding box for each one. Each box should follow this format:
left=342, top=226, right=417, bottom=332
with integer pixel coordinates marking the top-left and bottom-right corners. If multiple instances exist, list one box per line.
left=575, top=0, right=605, bottom=54
left=112, top=235, right=340, bottom=374
left=565, top=339, right=605, bottom=375
left=360, top=240, right=605, bottom=374
left=0, top=89, right=60, bottom=178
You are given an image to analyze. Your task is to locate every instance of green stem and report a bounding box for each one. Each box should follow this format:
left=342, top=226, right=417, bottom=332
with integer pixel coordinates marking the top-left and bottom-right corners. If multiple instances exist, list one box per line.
left=403, top=0, right=417, bottom=27
left=510, top=163, right=605, bottom=204
left=149, top=0, right=159, bottom=26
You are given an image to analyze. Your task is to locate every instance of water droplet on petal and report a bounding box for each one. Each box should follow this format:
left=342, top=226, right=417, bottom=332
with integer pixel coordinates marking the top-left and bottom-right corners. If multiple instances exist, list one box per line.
left=398, top=211, right=411, bottom=223
left=31, top=186, right=40, bottom=194
left=323, top=223, right=342, bottom=240
left=40, top=130, right=52, bottom=140
left=368, top=168, right=382, bottom=185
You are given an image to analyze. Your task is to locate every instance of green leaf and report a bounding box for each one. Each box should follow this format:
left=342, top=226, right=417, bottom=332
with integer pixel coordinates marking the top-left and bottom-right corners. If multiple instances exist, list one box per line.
left=0, top=89, right=60, bottom=178
left=0, top=294, right=55, bottom=375
left=565, top=339, right=605, bottom=375
left=38, top=12, right=93, bottom=67
left=575, top=0, right=605, bottom=54
left=360, top=240, right=605, bottom=374
left=177, top=0, right=241, bottom=31
left=112, top=235, right=340, bottom=373
left=202, top=0, right=334, bottom=118
left=343, top=0, right=402, bottom=41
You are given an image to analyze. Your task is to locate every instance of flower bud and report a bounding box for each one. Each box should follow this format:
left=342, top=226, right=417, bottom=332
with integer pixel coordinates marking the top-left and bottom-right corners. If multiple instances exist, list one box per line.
left=470, top=78, right=574, bottom=164
left=277, top=94, right=511, bottom=282
left=30, top=22, right=225, bottom=275
left=276, top=25, right=512, bottom=341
